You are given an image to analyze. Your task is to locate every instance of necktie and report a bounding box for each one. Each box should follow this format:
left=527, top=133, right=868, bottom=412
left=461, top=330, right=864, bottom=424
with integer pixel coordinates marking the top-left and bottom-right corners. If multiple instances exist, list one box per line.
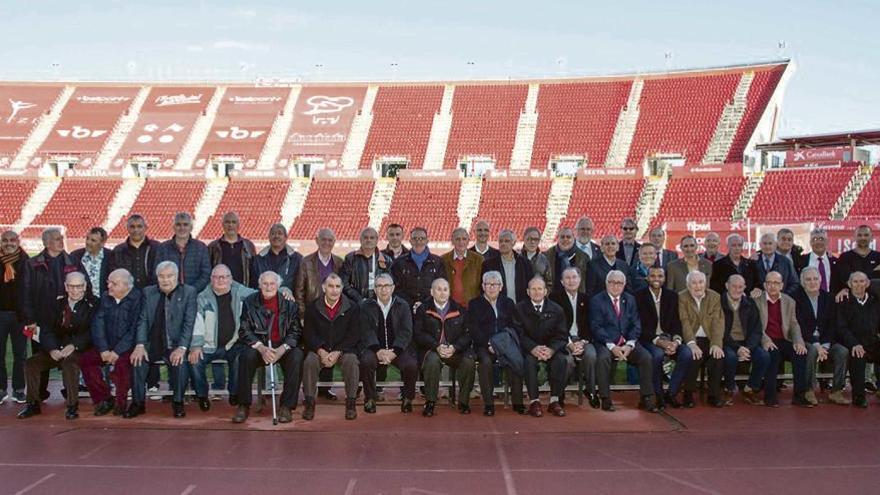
left=764, top=257, right=771, bottom=272
left=534, top=304, right=541, bottom=312
left=612, top=297, right=620, bottom=317
left=817, top=256, right=828, bottom=292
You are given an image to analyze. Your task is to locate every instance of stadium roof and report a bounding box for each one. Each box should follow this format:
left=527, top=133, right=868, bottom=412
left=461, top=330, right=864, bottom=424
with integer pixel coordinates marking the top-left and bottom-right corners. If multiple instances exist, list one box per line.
left=756, top=129, right=880, bottom=152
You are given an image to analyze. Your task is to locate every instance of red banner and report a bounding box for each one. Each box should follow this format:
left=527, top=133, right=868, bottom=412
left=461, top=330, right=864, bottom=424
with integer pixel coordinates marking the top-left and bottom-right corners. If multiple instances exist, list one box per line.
left=577, top=167, right=644, bottom=180
left=282, top=86, right=365, bottom=161
left=198, top=87, right=289, bottom=164
left=0, top=85, right=64, bottom=156
left=785, top=147, right=848, bottom=167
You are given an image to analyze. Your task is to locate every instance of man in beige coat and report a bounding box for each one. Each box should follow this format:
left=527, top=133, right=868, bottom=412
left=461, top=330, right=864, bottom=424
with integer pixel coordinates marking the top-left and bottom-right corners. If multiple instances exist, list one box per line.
left=678, top=271, right=725, bottom=408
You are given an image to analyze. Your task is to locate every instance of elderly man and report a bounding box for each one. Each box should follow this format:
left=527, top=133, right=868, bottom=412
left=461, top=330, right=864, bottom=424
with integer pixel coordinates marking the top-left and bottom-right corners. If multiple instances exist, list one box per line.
left=340, top=227, right=392, bottom=303
left=616, top=218, right=641, bottom=268
left=794, top=228, right=837, bottom=292
left=381, top=223, right=409, bottom=261
left=836, top=271, right=880, bottom=408
left=190, top=264, right=256, bottom=406
left=755, top=271, right=811, bottom=407
left=109, top=214, right=160, bottom=290
left=359, top=273, right=418, bottom=414
left=755, top=233, right=800, bottom=295
left=128, top=261, right=197, bottom=418
left=302, top=274, right=362, bottom=420
left=832, top=225, right=880, bottom=300
left=0, top=230, right=27, bottom=404
left=776, top=228, right=803, bottom=263
left=18, top=272, right=98, bottom=420
left=635, top=266, right=690, bottom=409
left=21, top=227, right=88, bottom=403
left=701, top=232, right=722, bottom=263
left=470, top=220, right=500, bottom=262
left=545, top=227, right=589, bottom=294
left=575, top=216, right=601, bottom=261
left=590, top=270, right=655, bottom=412
left=550, top=267, right=599, bottom=409
left=483, top=229, right=534, bottom=303
left=720, top=274, right=769, bottom=406
left=710, top=234, right=760, bottom=295
left=793, top=267, right=849, bottom=406
left=666, top=235, right=713, bottom=293
left=83, top=269, right=142, bottom=416
left=586, top=235, right=631, bottom=299
left=442, top=227, right=484, bottom=308
left=233, top=271, right=305, bottom=424
left=522, top=226, right=552, bottom=288
left=296, top=228, right=344, bottom=309
left=648, top=227, right=678, bottom=269
left=414, top=278, right=475, bottom=416
left=629, top=243, right=658, bottom=293
left=468, top=271, right=519, bottom=416
left=72, top=227, right=112, bottom=298
left=207, top=211, right=256, bottom=286
left=679, top=271, right=725, bottom=408
left=390, top=227, right=446, bottom=309
left=251, top=223, right=302, bottom=291
left=156, top=212, right=210, bottom=292
left=514, top=277, right=570, bottom=416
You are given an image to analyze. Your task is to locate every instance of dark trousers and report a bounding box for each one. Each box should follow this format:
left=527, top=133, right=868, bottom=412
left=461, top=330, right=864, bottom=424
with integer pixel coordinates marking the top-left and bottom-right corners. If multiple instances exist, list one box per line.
left=645, top=342, right=692, bottom=396
left=190, top=344, right=244, bottom=398
left=0, top=311, right=26, bottom=393
left=359, top=349, right=417, bottom=401
left=723, top=341, right=770, bottom=391
left=237, top=346, right=304, bottom=408
left=132, top=349, right=190, bottom=404
left=146, top=362, right=160, bottom=389
left=25, top=351, right=82, bottom=406
left=476, top=348, right=500, bottom=406
left=848, top=342, right=880, bottom=399
left=80, top=349, right=132, bottom=408
left=597, top=343, right=652, bottom=398
left=303, top=351, right=359, bottom=399
left=525, top=351, right=572, bottom=401
left=421, top=350, right=475, bottom=405
left=684, top=337, right=723, bottom=399
left=765, top=338, right=808, bottom=404
left=567, top=342, right=598, bottom=396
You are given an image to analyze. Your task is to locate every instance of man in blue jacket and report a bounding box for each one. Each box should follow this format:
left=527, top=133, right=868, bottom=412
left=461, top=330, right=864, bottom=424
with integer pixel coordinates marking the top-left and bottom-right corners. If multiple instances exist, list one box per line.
left=155, top=212, right=211, bottom=292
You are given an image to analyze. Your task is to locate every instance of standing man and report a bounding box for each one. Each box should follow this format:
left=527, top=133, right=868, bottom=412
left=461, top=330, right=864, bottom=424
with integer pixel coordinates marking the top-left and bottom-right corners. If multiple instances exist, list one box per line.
left=71, top=227, right=112, bottom=298
left=701, top=232, right=722, bottom=263
left=109, top=214, right=159, bottom=290
left=616, top=218, right=641, bottom=268
left=483, top=229, right=534, bottom=303
left=710, top=234, right=760, bottom=295
left=549, top=267, right=599, bottom=409
left=156, top=212, right=211, bottom=292
left=390, top=227, right=446, bottom=308
left=340, top=227, right=392, bottom=304
left=679, top=271, right=725, bottom=408
left=381, top=223, right=409, bottom=261
left=719, top=274, right=769, bottom=406
left=545, top=227, right=589, bottom=294
left=575, top=216, right=601, bottom=261
left=832, top=225, right=880, bottom=300
left=295, top=228, right=344, bottom=309
left=251, top=223, right=302, bottom=291
left=776, top=228, right=803, bottom=263
left=666, top=235, right=713, bottom=293
left=0, top=230, right=27, bottom=404
left=629, top=243, right=658, bottom=293
left=207, top=211, right=256, bottom=286
left=521, top=226, right=552, bottom=288
left=794, top=228, right=837, bottom=293
left=586, top=235, right=631, bottom=299
left=441, top=228, right=484, bottom=308
left=755, top=233, right=800, bottom=295
left=648, top=227, right=678, bottom=269
left=470, top=220, right=500, bottom=262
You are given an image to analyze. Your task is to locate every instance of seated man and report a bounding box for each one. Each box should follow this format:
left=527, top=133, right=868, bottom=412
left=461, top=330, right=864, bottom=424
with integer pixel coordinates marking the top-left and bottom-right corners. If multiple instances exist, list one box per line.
left=302, top=274, right=362, bottom=421
left=129, top=261, right=197, bottom=419
left=82, top=269, right=142, bottom=416
left=755, top=271, right=812, bottom=408
left=233, top=271, right=305, bottom=423
left=18, top=272, right=98, bottom=420
left=679, top=271, right=725, bottom=408
left=414, top=278, right=475, bottom=417
left=590, top=270, right=656, bottom=412
left=468, top=271, right=518, bottom=416
left=190, top=264, right=256, bottom=407
left=359, top=273, right=418, bottom=414
left=514, top=276, right=571, bottom=417
left=634, top=266, right=691, bottom=409
left=835, top=271, right=880, bottom=408
left=720, top=274, right=769, bottom=406
left=549, top=267, right=599, bottom=409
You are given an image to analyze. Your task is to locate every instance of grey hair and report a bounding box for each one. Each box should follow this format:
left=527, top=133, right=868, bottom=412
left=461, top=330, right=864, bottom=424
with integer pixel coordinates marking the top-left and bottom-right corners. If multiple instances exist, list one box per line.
left=726, top=233, right=743, bottom=245
left=562, top=266, right=581, bottom=278
left=799, top=266, right=820, bottom=285
left=258, top=270, right=283, bottom=285
left=173, top=211, right=193, bottom=224
left=375, top=272, right=394, bottom=285
left=810, top=228, right=827, bottom=239
left=498, top=229, right=516, bottom=242
left=482, top=271, right=503, bottom=284
left=322, top=272, right=343, bottom=285
left=606, top=270, right=626, bottom=283
left=431, top=278, right=449, bottom=290
left=759, top=232, right=777, bottom=243
left=41, top=227, right=62, bottom=245
left=65, top=271, right=86, bottom=284
left=155, top=261, right=179, bottom=277
left=686, top=271, right=707, bottom=285
left=108, top=268, right=134, bottom=288
left=849, top=271, right=869, bottom=283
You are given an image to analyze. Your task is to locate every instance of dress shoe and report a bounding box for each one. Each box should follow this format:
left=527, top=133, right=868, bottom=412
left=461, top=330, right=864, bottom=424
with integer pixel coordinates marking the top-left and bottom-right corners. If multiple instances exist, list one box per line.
left=319, top=388, right=338, bottom=401
left=547, top=401, right=565, bottom=417
left=458, top=403, right=471, bottom=415
left=588, top=393, right=600, bottom=409
left=93, top=399, right=114, bottom=416
left=742, top=387, right=764, bottom=405
left=228, top=395, right=239, bottom=407
left=512, top=404, right=527, bottom=415
left=804, top=390, right=819, bottom=406
left=345, top=398, right=358, bottom=420
left=654, top=394, right=666, bottom=411
left=401, top=398, right=413, bottom=413
left=827, top=390, right=851, bottom=405
left=865, top=382, right=878, bottom=393
left=123, top=402, right=145, bottom=419
left=364, top=399, right=377, bottom=414
left=765, top=400, right=780, bottom=408
left=113, top=403, right=126, bottom=416
left=278, top=406, right=293, bottom=423
left=682, top=392, right=696, bottom=408
left=792, top=394, right=815, bottom=408
left=663, top=391, right=682, bottom=409
left=65, top=405, right=79, bottom=420
left=39, top=389, right=50, bottom=402
left=232, top=404, right=250, bottom=423
left=600, top=397, right=615, bottom=412
left=853, top=395, right=869, bottom=409
left=172, top=401, right=186, bottom=418
left=17, top=402, right=41, bottom=419
left=721, top=390, right=735, bottom=406
left=639, top=396, right=658, bottom=413
left=422, top=400, right=436, bottom=417
left=708, top=396, right=725, bottom=408
left=483, top=405, right=495, bottom=417
left=197, top=397, right=210, bottom=412
left=528, top=401, right=543, bottom=417
left=302, top=397, right=316, bottom=420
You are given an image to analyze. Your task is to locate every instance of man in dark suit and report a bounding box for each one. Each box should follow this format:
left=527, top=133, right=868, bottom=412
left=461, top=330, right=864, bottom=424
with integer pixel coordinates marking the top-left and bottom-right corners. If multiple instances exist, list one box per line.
left=832, top=225, right=880, bottom=300
left=710, top=234, right=760, bottom=296
left=635, top=266, right=690, bottom=409
left=590, top=269, right=656, bottom=412
left=719, top=274, right=769, bottom=406
left=616, top=217, right=641, bottom=268
left=794, top=228, right=838, bottom=293
left=469, top=220, right=500, bottom=262
left=251, top=223, right=302, bottom=291
left=545, top=227, right=589, bottom=294
left=128, top=261, right=197, bottom=419
left=71, top=227, right=112, bottom=298
left=648, top=227, right=679, bottom=269
left=629, top=243, right=658, bottom=293
left=550, top=267, right=599, bottom=408
left=836, top=271, right=880, bottom=408
left=512, top=277, right=571, bottom=417
left=575, top=216, right=601, bottom=261
left=586, top=235, right=631, bottom=299
left=482, top=229, right=534, bottom=303
left=776, top=228, right=804, bottom=264
left=755, top=232, right=800, bottom=296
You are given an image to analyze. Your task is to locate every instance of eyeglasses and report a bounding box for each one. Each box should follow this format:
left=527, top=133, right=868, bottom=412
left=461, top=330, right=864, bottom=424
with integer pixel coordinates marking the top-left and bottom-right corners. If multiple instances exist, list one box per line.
left=484, top=282, right=502, bottom=287
left=525, top=237, right=540, bottom=242
left=411, top=236, right=427, bottom=241
left=375, top=284, right=394, bottom=289
left=174, top=223, right=191, bottom=227
left=622, top=227, right=636, bottom=231
left=66, top=284, right=86, bottom=289
left=211, top=275, right=231, bottom=280
left=607, top=280, right=626, bottom=285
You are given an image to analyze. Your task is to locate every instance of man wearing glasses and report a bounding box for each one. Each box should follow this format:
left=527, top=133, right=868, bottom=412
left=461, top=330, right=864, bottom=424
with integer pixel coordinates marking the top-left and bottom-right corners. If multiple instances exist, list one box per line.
left=521, top=227, right=552, bottom=288
left=616, top=218, right=641, bottom=268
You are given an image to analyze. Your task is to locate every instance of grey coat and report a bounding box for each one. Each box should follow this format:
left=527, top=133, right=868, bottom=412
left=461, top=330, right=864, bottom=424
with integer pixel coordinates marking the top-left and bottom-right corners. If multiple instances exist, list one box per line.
left=191, top=282, right=257, bottom=353
left=136, top=284, right=198, bottom=354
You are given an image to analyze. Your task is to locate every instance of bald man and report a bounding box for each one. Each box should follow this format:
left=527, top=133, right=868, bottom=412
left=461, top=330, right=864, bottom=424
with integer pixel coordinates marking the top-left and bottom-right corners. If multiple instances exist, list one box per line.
left=207, top=211, right=257, bottom=286
left=470, top=220, right=500, bottom=262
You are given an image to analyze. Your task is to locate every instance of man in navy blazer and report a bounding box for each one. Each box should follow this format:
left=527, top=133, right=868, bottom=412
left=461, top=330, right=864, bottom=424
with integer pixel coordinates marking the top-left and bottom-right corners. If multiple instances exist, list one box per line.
left=587, top=235, right=632, bottom=299
left=755, top=232, right=799, bottom=295
left=589, top=269, right=657, bottom=412
left=794, top=228, right=838, bottom=293
left=550, top=266, right=599, bottom=409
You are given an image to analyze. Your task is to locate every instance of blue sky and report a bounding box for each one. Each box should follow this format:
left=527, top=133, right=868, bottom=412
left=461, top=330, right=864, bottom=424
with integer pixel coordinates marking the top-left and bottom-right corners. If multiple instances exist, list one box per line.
left=1, top=0, right=876, bottom=136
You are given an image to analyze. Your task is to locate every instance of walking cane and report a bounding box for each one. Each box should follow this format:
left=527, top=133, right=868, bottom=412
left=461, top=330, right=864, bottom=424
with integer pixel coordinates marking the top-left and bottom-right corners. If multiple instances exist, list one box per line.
left=266, top=339, right=279, bottom=425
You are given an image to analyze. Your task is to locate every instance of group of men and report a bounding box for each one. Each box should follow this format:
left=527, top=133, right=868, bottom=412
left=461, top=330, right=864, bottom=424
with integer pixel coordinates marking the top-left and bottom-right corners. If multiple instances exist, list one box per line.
left=1, top=211, right=879, bottom=425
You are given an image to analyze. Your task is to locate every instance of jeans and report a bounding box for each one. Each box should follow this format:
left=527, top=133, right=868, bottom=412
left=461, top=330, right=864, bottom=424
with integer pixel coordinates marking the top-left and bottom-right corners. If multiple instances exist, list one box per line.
left=765, top=338, right=809, bottom=405
left=0, top=311, right=26, bottom=393
left=132, top=349, right=190, bottom=404
left=645, top=341, right=693, bottom=396
left=723, top=342, right=769, bottom=391
left=190, top=344, right=245, bottom=399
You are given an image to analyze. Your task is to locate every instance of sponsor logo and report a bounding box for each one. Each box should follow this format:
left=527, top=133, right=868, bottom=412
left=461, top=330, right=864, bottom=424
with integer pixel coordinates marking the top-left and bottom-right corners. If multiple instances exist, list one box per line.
left=214, top=126, right=265, bottom=139
left=56, top=126, right=107, bottom=139
left=154, top=94, right=203, bottom=107
left=227, top=95, right=282, bottom=105
left=686, top=221, right=712, bottom=231
left=289, top=132, right=346, bottom=146
left=302, top=95, right=354, bottom=124
left=75, top=95, right=132, bottom=104
left=136, top=122, right=185, bottom=144
left=6, top=99, right=37, bottom=123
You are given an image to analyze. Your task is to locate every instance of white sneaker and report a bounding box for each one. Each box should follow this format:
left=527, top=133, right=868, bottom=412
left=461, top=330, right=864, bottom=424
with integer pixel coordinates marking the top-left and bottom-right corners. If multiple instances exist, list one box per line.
left=0, top=392, right=7, bottom=404
left=210, top=394, right=222, bottom=401
left=148, top=386, right=161, bottom=401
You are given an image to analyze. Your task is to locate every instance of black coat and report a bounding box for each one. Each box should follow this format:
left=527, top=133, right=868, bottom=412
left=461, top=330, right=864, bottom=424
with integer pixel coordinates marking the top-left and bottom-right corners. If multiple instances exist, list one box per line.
left=466, top=294, right=516, bottom=351
left=238, top=292, right=302, bottom=349
left=634, top=287, right=681, bottom=346
left=481, top=253, right=534, bottom=303
left=251, top=246, right=303, bottom=291
left=511, top=299, right=568, bottom=353
left=413, top=299, right=472, bottom=355
left=20, top=250, right=89, bottom=327
left=549, top=289, right=591, bottom=341
left=832, top=249, right=880, bottom=295
left=71, top=247, right=113, bottom=297
left=360, top=296, right=413, bottom=354
left=42, top=295, right=99, bottom=351
left=835, top=293, right=880, bottom=349
left=720, top=294, right=763, bottom=349
left=303, top=295, right=361, bottom=354
left=710, top=255, right=760, bottom=295
left=339, top=249, right=392, bottom=303
left=586, top=256, right=631, bottom=299
left=616, top=241, right=641, bottom=267
left=109, top=237, right=160, bottom=289
left=794, top=251, right=838, bottom=275
left=390, top=250, right=446, bottom=307
left=792, top=287, right=836, bottom=346
left=469, top=245, right=500, bottom=263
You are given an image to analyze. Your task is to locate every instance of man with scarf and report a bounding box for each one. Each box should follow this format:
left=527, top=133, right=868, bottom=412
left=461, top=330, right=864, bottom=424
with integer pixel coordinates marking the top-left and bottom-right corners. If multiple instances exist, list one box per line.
left=544, top=227, right=589, bottom=294
left=0, top=231, right=28, bottom=404
left=390, top=227, right=446, bottom=311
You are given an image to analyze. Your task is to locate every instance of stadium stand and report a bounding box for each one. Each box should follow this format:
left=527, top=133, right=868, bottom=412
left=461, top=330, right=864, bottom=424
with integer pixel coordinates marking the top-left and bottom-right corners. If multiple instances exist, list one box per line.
left=199, top=179, right=290, bottom=240
left=651, top=175, right=747, bottom=226
left=843, top=166, right=880, bottom=219
left=108, top=179, right=206, bottom=240
left=380, top=178, right=461, bottom=238
left=0, top=85, right=64, bottom=164
left=726, top=66, right=786, bottom=163
left=289, top=179, right=374, bottom=241
left=560, top=178, right=645, bottom=237
left=21, top=178, right=121, bottom=239
left=0, top=178, right=38, bottom=225
left=472, top=178, right=552, bottom=238
left=359, top=86, right=444, bottom=169
left=747, top=165, right=857, bottom=222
